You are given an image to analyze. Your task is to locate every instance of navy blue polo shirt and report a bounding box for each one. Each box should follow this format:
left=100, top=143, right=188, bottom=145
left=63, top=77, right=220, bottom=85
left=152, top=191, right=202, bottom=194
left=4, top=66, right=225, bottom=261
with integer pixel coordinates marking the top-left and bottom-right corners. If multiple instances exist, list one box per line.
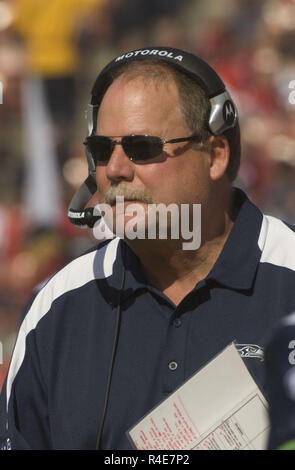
left=1, top=188, right=295, bottom=450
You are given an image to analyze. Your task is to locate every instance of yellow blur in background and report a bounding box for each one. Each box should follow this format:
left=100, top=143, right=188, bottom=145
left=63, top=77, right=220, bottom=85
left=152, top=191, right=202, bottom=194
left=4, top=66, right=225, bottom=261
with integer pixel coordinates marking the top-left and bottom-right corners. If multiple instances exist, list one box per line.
left=12, top=0, right=105, bottom=76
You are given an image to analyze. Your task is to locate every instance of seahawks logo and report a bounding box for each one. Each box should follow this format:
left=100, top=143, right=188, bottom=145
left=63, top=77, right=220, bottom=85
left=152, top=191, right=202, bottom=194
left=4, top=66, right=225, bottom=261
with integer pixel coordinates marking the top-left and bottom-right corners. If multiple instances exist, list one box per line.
left=236, top=344, right=264, bottom=361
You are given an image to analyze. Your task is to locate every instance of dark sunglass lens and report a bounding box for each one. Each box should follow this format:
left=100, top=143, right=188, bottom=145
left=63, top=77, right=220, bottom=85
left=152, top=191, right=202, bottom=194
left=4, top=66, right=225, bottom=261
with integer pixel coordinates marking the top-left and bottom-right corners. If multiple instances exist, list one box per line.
left=123, top=136, right=163, bottom=161
left=87, top=136, right=112, bottom=163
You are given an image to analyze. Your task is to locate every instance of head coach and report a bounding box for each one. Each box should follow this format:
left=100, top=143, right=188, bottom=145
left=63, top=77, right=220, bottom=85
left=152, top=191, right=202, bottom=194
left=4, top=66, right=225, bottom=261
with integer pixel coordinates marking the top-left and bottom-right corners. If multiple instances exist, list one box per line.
left=1, top=47, right=295, bottom=450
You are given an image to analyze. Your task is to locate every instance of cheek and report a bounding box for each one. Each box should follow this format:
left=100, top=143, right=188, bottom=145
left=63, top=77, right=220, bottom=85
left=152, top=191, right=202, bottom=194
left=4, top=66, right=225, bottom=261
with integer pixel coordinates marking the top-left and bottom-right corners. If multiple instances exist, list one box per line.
left=95, top=168, right=108, bottom=201
left=146, top=161, right=208, bottom=205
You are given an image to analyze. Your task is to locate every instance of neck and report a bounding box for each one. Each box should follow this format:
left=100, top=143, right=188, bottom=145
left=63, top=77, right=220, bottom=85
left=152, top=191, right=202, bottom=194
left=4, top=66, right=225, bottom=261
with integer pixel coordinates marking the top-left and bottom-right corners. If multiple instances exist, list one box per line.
left=125, top=188, right=238, bottom=305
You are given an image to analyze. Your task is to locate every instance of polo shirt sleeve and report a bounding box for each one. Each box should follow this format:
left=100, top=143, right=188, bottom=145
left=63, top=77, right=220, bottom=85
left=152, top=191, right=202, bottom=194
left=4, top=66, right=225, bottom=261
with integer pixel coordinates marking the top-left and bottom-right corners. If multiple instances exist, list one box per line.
left=0, top=303, right=51, bottom=450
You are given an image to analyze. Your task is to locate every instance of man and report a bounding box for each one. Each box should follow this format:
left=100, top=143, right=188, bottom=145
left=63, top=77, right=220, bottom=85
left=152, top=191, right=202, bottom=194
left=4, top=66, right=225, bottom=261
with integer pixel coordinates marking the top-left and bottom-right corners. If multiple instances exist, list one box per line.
left=1, top=47, right=295, bottom=450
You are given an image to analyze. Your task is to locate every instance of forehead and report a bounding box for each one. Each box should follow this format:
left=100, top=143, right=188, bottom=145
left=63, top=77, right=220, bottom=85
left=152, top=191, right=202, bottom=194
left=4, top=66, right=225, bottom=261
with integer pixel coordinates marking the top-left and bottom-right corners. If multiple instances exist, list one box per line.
left=97, top=74, right=186, bottom=135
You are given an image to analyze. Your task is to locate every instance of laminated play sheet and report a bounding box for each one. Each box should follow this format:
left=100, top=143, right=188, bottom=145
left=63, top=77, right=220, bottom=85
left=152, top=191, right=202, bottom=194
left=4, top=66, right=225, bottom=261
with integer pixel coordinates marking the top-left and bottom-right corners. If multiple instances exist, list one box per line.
left=127, top=343, right=269, bottom=450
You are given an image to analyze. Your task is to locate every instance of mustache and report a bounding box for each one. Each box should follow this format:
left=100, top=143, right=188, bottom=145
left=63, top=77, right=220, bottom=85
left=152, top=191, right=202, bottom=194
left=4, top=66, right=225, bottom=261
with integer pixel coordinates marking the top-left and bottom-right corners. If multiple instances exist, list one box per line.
left=103, top=184, right=153, bottom=206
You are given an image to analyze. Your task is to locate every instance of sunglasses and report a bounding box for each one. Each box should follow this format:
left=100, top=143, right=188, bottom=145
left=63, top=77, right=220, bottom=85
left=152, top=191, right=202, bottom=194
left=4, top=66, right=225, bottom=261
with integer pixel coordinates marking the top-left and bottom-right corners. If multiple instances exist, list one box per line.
left=84, top=134, right=202, bottom=164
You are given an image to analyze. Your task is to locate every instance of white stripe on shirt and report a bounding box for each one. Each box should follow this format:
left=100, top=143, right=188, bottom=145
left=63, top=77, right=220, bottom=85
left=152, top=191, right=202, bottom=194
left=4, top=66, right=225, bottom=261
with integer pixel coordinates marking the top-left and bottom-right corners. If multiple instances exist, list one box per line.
left=6, top=237, right=120, bottom=413
left=258, top=215, right=295, bottom=271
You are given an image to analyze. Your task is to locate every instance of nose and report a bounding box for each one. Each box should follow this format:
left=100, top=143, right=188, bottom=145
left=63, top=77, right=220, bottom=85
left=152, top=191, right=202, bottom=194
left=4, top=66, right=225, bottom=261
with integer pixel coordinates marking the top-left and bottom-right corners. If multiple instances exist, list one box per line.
left=105, top=143, right=135, bottom=183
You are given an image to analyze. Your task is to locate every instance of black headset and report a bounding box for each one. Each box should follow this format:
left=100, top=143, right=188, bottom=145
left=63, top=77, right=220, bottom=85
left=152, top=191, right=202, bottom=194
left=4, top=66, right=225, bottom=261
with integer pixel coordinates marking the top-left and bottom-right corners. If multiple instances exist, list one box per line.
left=67, top=46, right=239, bottom=229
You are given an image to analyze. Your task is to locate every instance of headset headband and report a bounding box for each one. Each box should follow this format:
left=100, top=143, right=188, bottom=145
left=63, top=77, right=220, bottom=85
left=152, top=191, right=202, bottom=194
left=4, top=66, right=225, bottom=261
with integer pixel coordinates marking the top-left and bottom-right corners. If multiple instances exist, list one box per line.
left=68, top=46, right=239, bottom=228
left=91, top=47, right=225, bottom=101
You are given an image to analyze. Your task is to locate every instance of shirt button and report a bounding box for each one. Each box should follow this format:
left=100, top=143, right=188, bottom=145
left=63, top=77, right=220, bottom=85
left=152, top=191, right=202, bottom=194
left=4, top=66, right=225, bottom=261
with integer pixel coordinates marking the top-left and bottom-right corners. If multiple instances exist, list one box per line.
left=169, top=361, right=178, bottom=371
left=173, top=318, right=182, bottom=328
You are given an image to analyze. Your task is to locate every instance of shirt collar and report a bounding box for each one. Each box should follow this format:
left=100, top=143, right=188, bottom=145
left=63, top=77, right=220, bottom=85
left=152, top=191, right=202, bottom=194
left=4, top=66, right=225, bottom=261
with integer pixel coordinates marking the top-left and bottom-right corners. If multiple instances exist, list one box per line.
left=110, top=187, right=263, bottom=298
left=105, top=239, right=147, bottom=305
left=207, top=187, right=263, bottom=290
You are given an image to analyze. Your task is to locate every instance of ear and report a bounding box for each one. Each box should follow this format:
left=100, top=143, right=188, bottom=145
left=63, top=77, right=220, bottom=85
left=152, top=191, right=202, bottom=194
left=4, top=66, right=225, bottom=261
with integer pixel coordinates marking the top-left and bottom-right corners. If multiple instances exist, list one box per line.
left=208, top=135, right=230, bottom=181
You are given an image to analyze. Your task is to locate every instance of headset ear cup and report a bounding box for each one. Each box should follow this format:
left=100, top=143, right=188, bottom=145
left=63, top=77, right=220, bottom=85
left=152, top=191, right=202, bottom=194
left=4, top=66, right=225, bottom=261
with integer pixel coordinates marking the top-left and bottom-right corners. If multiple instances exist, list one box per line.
left=208, top=92, right=237, bottom=135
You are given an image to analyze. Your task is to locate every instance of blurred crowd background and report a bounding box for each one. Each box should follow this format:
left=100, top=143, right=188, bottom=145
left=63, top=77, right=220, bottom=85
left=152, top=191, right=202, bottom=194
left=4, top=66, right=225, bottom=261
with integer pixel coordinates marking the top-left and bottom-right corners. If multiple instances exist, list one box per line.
left=0, top=0, right=295, bottom=389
